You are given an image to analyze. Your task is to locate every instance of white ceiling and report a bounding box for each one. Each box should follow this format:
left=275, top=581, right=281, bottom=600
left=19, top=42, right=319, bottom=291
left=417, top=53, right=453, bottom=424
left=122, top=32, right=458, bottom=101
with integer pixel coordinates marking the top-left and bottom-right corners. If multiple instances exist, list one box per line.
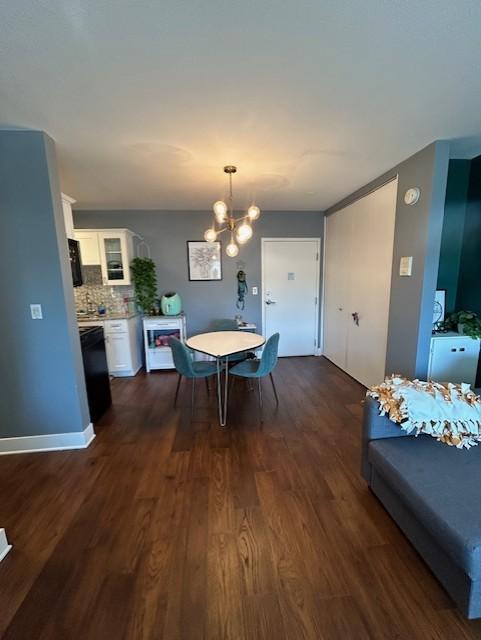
left=1, top=1, right=481, bottom=211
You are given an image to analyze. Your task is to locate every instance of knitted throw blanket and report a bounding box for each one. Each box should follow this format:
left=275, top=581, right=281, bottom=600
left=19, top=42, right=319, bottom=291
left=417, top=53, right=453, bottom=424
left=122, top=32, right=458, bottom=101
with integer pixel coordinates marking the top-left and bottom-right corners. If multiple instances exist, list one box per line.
left=367, top=376, right=481, bottom=449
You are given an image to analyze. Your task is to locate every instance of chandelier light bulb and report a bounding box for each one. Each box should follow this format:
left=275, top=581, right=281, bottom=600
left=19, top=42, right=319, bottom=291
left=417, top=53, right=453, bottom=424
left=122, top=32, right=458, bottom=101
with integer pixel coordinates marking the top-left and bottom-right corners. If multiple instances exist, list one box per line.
left=236, top=222, right=253, bottom=242
left=213, top=200, right=228, bottom=222
left=247, top=205, right=260, bottom=220
left=204, top=228, right=217, bottom=243
left=226, top=241, right=239, bottom=257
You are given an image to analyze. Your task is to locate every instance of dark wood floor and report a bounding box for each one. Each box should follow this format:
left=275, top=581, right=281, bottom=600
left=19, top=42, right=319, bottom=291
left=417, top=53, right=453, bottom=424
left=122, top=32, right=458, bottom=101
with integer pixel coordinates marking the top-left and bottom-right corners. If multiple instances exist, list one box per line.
left=1, top=357, right=481, bottom=639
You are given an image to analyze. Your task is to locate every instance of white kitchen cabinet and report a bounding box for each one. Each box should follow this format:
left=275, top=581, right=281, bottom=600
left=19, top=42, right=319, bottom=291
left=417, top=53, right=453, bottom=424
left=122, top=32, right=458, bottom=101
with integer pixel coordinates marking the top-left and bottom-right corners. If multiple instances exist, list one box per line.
left=61, top=193, right=76, bottom=239
left=75, top=230, right=101, bottom=265
left=98, top=230, right=134, bottom=286
left=105, top=332, right=132, bottom=374
left=143, top=315, right=187, bottom=371
left=78, top=316, right=142, bottom=377
left=428, top=333, right=480, bottom=386
left=73, top=228, right=135, bottom=285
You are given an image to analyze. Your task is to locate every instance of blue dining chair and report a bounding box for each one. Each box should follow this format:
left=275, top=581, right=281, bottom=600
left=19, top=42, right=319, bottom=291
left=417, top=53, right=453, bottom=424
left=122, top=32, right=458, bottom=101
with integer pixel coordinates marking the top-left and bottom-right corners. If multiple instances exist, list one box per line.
left=210, top=318, right=239, bottom=332
left=169, top=337, right=218, bottom=410
left=229, top=333, right=280, bottom=409
left=210, top=318, right=256, bottom=363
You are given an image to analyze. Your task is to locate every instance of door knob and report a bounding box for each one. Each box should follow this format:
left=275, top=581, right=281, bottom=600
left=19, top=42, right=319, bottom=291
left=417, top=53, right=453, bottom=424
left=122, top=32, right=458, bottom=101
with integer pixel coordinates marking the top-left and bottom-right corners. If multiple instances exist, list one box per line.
left=265, top=300, right=277, bottom=305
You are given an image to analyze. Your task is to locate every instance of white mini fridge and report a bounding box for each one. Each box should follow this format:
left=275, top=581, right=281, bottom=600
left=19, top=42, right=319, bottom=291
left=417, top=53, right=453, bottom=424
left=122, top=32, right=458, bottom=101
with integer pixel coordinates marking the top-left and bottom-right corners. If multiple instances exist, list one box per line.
left=428, top=333, right=480, bottom=386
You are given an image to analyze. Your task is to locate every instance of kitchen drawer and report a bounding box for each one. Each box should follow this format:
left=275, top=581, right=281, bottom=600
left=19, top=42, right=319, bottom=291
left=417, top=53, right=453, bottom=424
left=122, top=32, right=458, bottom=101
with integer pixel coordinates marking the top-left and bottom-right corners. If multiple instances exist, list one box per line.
left=144, top=320, right=180, bottom=330
left=104, top=319, right=128, bottom=334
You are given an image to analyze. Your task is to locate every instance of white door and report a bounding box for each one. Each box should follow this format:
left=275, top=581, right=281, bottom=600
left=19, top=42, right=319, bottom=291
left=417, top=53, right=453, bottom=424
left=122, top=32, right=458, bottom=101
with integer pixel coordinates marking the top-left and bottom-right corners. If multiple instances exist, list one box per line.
left=345, top=179, right=397, bottom=387
left=323, top=206, right=353, bottom=369
left=262, top=238, right=320, bottom=357
left=322, top=178, right=397, bottom=387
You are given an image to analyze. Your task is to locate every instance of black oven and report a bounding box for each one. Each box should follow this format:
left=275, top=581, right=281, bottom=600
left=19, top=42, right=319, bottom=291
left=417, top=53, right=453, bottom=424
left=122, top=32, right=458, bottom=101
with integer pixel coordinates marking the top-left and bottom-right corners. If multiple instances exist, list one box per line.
left=68, top=238, right=83, bottom=287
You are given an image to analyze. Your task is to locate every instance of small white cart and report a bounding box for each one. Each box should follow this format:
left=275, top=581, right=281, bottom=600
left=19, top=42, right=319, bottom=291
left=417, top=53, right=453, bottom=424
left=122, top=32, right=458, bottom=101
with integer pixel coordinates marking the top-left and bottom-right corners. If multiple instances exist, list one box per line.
left=143, top=315, right=187, bottom=371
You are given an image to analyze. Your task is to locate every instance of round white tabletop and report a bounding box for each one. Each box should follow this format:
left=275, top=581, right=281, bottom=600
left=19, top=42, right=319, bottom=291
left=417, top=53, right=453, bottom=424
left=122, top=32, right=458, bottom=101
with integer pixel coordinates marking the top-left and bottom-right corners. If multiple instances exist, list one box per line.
left=186, top=331, right=265, bottom=358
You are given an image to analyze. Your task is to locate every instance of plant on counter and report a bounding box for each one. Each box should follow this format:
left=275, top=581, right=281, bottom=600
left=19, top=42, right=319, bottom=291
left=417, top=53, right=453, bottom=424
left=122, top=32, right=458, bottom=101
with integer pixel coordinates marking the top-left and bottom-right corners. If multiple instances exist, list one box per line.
left=130, top=257, right=157, bottom=314
left=441, top=310, right=481, bottom=339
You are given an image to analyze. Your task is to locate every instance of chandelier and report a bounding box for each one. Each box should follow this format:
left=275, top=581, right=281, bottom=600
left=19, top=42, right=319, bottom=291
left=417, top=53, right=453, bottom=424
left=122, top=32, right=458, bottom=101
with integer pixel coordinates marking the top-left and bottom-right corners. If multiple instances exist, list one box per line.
left=204, top=165, right=261, bottom=257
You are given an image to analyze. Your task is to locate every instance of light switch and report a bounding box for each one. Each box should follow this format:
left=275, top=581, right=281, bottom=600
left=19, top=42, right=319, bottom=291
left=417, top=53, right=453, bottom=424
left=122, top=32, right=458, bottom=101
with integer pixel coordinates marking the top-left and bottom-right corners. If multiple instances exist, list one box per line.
left=399, top=256, right=413, bottom=277
left=30, top=304, right=43, bottom=319
left=252, top=286, right=258, bottom=295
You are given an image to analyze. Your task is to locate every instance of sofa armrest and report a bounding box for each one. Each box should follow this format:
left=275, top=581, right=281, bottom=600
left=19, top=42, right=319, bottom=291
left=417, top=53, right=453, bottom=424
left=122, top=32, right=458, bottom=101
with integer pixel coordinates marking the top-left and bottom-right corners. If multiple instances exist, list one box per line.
left=361, top=396, right=411, bottom=482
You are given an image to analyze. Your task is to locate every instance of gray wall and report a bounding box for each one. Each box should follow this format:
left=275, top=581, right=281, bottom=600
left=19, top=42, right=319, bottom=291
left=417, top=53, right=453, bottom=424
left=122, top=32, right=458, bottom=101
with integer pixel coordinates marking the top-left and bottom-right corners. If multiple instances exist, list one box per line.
left=0, top=130, right=90, bottom=438
left=326, top=141, right=450, bottom=380
left=74, top=210, right=324, bottom=337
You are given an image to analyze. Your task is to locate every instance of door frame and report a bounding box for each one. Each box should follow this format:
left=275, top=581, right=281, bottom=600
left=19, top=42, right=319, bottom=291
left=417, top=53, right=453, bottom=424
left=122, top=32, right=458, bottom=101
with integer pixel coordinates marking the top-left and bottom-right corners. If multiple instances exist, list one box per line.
left=261, top=237, right=321, bottom=354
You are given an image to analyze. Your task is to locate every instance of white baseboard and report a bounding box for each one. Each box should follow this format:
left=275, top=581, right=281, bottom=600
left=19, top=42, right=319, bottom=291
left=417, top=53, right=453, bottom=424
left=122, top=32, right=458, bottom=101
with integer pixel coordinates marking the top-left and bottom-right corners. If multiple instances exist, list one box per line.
left=0, top=529, right=12, bottom=562
left=0, top=423, right=95, bottom=456
left=111, top=364, right=142, bottom=377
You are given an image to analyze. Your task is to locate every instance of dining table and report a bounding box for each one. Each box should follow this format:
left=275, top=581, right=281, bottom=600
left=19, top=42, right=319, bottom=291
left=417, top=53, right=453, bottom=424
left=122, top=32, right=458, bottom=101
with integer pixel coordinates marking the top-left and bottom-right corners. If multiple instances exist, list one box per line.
left=185, top=330, right=265, bottom=427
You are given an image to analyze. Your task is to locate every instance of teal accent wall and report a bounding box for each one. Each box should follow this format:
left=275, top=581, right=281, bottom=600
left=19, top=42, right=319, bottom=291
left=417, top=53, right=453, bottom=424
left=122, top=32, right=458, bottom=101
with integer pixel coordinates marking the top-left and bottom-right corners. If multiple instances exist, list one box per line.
left=456, top=155, right=481, bottom=314
left=437, top=155, right=481, bottom=316
left=437, top=160, right=470, bottom=312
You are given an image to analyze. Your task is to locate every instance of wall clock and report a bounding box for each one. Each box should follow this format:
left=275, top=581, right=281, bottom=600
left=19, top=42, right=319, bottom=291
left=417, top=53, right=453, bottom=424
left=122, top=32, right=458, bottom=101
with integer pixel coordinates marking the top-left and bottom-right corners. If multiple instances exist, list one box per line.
left=404, top=187, right=420, bottom=205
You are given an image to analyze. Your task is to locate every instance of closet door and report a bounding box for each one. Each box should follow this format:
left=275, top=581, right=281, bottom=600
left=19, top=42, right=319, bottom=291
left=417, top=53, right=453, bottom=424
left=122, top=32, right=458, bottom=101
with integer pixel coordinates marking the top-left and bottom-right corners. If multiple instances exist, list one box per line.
left=323, top=206, right=353, bottom=369
left=345, top=179, right=398, bottom=387
left=323, top=178, right=397, bottom=387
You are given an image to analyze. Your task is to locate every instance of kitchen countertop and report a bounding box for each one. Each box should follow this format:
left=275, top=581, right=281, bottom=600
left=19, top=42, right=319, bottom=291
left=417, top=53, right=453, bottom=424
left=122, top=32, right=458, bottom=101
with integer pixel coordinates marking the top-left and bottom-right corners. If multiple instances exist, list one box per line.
left=77, top=312, right=139, bottom=322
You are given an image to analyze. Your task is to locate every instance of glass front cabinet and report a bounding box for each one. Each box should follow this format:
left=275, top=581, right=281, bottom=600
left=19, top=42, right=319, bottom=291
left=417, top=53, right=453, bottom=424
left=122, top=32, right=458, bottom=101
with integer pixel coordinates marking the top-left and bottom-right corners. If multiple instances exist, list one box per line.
left=98, top=230, right=134, bottom=286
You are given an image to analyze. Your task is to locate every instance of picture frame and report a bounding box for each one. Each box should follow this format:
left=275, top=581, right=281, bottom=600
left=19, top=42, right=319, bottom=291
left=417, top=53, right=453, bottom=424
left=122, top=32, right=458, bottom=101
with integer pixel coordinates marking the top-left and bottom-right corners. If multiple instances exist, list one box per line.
left=187, top=241, right=222, bottom=281
left=433, top=289, right=446, bottom=330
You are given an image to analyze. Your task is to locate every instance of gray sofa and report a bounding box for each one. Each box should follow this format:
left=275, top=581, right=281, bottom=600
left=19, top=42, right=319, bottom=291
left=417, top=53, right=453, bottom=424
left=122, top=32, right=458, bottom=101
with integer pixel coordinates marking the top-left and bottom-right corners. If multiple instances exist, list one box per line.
left=362, top=396, right=481, bottom=619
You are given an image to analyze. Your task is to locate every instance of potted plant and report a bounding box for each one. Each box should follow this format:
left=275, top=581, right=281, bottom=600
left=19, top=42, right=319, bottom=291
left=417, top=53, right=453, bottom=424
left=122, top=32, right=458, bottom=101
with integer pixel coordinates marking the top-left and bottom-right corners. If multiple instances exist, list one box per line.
left=130, top=257, right=157, bottom=315
left=443, top=310, right=481, bottom=339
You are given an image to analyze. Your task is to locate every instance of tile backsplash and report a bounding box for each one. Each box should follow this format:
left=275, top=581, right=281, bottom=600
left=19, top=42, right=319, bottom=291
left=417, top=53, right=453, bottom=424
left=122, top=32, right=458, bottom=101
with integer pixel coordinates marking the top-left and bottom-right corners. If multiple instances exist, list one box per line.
left=74, top=266, right=135, bottom=315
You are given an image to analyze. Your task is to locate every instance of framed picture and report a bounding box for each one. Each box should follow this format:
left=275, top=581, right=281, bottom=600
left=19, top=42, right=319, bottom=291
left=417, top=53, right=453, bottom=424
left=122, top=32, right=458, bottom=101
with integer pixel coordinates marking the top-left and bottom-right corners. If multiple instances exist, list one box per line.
left=187, top=241, right=222, bottom=281
left=433, top=289, right=446, bottom=330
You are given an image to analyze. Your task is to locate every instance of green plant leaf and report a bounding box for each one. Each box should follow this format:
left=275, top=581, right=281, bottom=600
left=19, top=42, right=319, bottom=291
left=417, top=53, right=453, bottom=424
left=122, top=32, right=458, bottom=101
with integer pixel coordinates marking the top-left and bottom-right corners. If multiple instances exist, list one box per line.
left=131, top=257, right=157, bottom=313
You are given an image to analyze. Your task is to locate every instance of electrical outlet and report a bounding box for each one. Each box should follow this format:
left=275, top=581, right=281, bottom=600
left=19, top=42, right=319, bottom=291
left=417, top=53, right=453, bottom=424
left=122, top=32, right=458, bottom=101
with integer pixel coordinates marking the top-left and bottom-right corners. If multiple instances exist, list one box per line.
left=252, top=287, right=258, bottom=295
left=30, top=304, right=43, bottom=319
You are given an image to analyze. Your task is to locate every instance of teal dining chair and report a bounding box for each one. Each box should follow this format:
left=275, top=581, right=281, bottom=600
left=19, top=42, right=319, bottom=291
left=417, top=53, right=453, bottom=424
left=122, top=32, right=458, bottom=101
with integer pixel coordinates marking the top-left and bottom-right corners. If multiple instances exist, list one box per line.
left=210, top=318, right=239, bottom=332
left=169, top=337, right=218, bottom=411
left=229, top=333, right=280, bottom=409
left=210, top=318, right=256, bottom=363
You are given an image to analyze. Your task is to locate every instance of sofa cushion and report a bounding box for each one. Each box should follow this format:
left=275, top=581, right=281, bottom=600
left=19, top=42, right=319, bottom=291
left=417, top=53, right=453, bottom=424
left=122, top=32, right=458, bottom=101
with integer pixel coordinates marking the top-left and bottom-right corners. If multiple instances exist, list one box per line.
left=369, top=435, right=481, bottom=579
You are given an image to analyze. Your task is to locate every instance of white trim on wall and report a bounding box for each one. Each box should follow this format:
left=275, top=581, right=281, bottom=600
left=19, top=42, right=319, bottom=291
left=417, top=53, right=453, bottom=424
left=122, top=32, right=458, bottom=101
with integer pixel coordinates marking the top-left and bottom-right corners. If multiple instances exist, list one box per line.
left=320, top=215, right=327, bottom=355
left=0, top=529, right=12, bottom=562
left=0, top=423, right=95, bottom=456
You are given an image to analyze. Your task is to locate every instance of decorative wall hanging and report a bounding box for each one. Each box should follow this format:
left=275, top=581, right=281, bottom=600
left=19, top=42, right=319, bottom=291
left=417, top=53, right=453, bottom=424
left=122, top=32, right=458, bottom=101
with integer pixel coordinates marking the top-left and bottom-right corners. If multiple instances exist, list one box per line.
left=236, top=269, right=247, bottom=310
left=204, top=165, right=261, bottom=257
left=433, top=289, right=446, bottom=331
left=187, top=241, right=222, bottom=281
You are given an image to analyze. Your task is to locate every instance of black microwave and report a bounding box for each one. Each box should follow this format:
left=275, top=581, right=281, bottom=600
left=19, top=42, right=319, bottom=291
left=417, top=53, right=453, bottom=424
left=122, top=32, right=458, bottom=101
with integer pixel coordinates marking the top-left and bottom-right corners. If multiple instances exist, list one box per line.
left=68, top=238, right=83, bottom=287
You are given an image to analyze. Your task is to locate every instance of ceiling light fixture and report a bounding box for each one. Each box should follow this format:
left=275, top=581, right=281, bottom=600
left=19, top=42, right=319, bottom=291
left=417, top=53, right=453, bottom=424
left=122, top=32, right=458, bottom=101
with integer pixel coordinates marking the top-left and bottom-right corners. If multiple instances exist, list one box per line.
left=204, top=165, right=261, bottom=256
